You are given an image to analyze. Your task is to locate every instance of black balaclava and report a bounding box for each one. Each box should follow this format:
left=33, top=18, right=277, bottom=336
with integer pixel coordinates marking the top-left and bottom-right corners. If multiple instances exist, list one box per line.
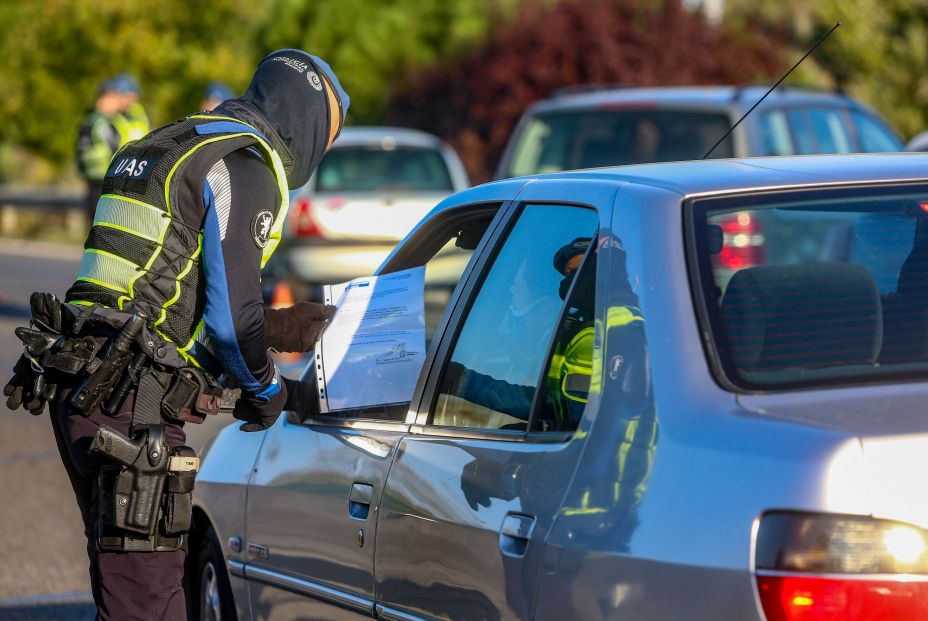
left=213, top=49, right=343, bottom=189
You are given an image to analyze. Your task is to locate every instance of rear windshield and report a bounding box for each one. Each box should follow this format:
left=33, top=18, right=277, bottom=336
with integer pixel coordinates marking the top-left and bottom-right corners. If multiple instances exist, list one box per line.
left=690, top=186, right=928, bottom=390
left=316, top=146, right=454, bottom=193
left=506, top=108, right=733, bottom=177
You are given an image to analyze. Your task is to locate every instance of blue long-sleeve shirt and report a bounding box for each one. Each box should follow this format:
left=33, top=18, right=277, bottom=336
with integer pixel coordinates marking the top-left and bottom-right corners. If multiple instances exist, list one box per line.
left=190, top=147, right=280, bottom=399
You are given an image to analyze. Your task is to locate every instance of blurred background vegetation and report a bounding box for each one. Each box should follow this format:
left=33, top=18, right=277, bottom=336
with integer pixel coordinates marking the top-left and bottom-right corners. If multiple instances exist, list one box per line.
left=0, top=0, right=925, bottom=185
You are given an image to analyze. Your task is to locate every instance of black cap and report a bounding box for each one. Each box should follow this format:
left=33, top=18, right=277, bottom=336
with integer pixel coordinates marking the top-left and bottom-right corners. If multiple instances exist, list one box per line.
left=553, top=237, right=592, bottom=275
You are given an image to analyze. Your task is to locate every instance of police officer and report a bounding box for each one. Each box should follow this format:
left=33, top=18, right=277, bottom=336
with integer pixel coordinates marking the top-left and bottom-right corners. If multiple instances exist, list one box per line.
left=76, top=74, right=150, bottom=222
left=110, top=73, right=150, bottom=145
left=6, top=49, right=349, bottom=620
left=555, top=236, right=657, bottom=552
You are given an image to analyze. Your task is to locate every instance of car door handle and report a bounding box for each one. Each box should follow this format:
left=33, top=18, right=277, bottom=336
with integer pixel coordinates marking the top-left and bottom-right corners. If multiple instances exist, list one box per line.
left=499, top=512, right=536, bottom=557
left=348, top=482, right=374, bottom=520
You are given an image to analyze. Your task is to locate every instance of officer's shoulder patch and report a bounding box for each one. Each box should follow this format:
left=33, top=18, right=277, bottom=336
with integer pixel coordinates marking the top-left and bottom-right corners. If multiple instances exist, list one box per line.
left=106, top=154, right=158, bottom=181
left=252, top=210, right=273, bottom=248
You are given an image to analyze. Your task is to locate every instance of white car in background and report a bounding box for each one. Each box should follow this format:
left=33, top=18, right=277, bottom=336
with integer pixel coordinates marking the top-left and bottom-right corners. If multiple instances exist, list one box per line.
left=279, top=127, right=470, bottom=300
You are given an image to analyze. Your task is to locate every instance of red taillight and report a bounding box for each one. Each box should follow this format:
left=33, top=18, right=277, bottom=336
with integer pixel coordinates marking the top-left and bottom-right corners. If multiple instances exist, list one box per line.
left=757, top=575, right=928, bottom=621
left=755, top=512, right=928, bottom=621
left=715, top=210, right=765, bottom=269
left=291, top=196, right=322, bottom=237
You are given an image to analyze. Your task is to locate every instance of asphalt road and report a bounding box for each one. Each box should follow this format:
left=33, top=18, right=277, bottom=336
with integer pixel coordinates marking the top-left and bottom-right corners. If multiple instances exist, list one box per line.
left=0, top=239, right=233, bottom=619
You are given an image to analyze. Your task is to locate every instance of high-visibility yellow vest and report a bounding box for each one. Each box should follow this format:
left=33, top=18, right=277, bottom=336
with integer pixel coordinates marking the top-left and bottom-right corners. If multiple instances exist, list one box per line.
left=66, top=115, right=289, bottom=366
left=77, top=112, right=119, bottom=182
left=112, top=103, right=150, bottom=144
left=548, top=305, right=644, bottom=412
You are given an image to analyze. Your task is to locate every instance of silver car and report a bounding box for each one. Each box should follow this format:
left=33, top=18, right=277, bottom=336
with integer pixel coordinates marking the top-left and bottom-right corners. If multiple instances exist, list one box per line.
left=282, top=126, right=469, bottom=299
left=190, top=153, right=928, bottom=621
left=495, top=85, right=903, bottom=179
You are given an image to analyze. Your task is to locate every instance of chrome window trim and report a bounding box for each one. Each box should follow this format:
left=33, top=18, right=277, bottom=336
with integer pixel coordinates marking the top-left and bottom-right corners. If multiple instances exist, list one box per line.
left=227, top=559, right=245, bottom=579
left=375, top=603, right=431, bottom=621
left=302, top=415, right=411, bottom=434
left=754, top=569, right=928, bottom=582
left=243, top=563, right=375, bottom=615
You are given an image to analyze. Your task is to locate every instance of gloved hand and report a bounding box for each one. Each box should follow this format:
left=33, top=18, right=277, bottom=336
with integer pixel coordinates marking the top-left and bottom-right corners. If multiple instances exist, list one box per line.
left=233, top=379, right=288, bottom=432
left=4, top=354, right=46, bottom=415
left=264, top=302, right=336, bottom=353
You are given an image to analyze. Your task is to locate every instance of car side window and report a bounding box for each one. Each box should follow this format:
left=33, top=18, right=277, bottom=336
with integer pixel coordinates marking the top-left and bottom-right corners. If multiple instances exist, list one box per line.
left=851, top=111, right=903, bottom=152
left=787, top=109, right=816, bottom=155
left=760, top=110, right=794, bottom=156
left=431, top=204, right=598, bottom=431
left=806, top=108, right=852, bottom=153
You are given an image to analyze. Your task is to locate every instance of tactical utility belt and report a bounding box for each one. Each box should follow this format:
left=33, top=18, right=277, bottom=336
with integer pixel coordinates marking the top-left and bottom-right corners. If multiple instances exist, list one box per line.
left=16, top=294, right=223, bottom=427
left=15, top=292, right=222, bottom=551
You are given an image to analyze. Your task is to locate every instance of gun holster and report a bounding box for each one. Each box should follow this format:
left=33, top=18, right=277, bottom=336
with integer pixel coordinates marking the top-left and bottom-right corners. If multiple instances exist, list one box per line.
left=91, top=424, right=199, bottom=552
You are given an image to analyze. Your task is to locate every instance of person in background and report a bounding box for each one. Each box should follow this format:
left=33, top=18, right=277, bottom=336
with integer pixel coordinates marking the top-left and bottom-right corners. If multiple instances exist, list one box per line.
left=200, top=81, right=234, bottom=112
left=110, top=73, right=150, bottom=144
left=75, top=74, right=149, bottom=222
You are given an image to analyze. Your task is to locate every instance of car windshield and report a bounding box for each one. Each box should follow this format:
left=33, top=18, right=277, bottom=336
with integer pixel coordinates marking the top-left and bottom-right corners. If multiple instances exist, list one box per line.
left=691, top=186, right=928, bottom=390
left=506, top=108, right=733, bottom=177
left=316, top=145, right=454, bottom=193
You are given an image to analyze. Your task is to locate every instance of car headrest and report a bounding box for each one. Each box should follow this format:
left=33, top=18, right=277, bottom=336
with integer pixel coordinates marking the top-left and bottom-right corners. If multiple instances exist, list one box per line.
left=897, top=246, right=928, bottom=302
left=721, top=263, right=882, bottom=372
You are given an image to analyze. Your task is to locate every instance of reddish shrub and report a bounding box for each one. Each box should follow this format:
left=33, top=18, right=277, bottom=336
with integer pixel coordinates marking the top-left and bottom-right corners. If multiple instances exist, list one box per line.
left=387, top=0, right=787, bottom=182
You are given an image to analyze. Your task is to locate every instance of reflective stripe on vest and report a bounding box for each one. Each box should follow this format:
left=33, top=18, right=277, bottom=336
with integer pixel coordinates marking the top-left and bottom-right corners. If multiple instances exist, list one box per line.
left=75, top=249, right=136, bottom=293
left=556, top=305, right=644, bottom=405
left=94, top=195, right=169, bottom=241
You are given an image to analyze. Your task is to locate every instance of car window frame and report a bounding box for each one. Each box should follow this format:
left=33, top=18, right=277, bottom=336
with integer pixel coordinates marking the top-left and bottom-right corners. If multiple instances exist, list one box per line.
left=409, top=199, right=604, bottom=444
left=297, top=200, right=515, bottom=431
left=684, top=181, right=928, bottom=395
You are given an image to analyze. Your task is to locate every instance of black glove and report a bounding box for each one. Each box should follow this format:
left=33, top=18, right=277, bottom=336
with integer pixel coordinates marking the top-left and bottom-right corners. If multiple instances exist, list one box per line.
left=264, top=302, right=336, bottom=353
left=4, top=292, right=64, bottom=416
left=29, top=292, right=63, bottom=334
left=4, top=354, right=46, bottom=415
left=233, top=378, right=288, bottom=432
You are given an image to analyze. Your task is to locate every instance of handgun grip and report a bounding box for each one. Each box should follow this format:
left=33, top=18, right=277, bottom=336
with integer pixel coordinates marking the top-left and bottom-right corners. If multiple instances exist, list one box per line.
left=90, top=426, right=142, bottom=467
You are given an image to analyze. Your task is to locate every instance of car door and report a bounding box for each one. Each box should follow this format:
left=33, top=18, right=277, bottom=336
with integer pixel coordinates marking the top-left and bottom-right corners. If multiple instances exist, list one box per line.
left=374, top=180, right=618, bottom=621
left=241, top=196, right=511, bottom=620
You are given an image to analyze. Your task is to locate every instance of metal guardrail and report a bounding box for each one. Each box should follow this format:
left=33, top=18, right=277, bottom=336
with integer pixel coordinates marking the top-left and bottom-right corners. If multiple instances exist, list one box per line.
left=0, top=185, right=83, bottom=210
left=0, top=185, right=86, bottom=236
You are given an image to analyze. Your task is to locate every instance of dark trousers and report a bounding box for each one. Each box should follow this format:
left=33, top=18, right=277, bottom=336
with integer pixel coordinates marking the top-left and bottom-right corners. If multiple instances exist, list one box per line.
left=50, top=383, right=188, bottom=621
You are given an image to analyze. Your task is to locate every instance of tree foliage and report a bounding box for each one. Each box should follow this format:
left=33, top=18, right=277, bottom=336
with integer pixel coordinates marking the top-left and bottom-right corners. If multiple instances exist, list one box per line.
left=725, top=0, right=928, bottom=140
left=252, top=0, right=519, bottom=123
left=0, top=1, right=265, bottom=182
left=387, top=0, right=788, bottom=182
left=0, top=0, right=517, bottom=182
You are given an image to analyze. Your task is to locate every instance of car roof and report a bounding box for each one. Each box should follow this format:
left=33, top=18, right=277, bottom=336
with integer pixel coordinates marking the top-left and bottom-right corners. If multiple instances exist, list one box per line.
left=530, top=85, right=854, bottom=114
left=478, top=153, right=928, bottom=200
left=332, top=126, right=448, bottom=149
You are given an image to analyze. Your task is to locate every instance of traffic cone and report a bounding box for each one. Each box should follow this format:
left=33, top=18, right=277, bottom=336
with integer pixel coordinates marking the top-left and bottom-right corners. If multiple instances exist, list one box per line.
left=271, top=280, right=295, bottom=309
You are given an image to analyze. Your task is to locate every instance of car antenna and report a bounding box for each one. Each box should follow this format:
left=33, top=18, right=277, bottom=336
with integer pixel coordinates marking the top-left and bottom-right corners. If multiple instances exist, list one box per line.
left=702, top=21, right=841, bottom=160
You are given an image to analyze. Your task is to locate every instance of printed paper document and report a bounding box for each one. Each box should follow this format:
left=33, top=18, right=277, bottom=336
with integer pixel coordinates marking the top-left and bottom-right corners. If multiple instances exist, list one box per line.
left=317, top=267, right=426, bottom=411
